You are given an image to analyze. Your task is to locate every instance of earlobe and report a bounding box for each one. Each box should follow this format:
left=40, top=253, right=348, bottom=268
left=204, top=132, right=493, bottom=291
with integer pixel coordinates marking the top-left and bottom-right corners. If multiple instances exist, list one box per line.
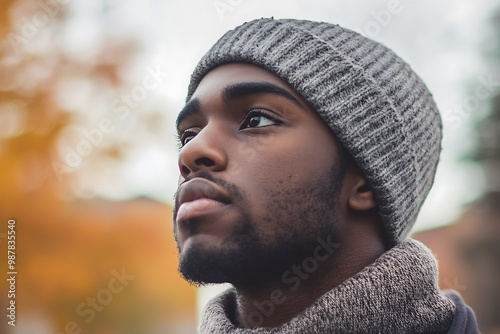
left=348, top=178, right=377, bottom=212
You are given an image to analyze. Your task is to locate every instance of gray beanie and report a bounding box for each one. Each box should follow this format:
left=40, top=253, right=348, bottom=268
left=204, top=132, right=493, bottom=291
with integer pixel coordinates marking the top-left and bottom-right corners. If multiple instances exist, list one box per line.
left=186, top=18, right=442, bottom=246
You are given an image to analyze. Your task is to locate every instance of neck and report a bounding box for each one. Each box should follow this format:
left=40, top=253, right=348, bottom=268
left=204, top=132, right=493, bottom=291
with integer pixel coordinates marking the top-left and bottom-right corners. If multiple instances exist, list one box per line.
left=200, top=239, right=456, bottom=334
left=233, top=228, right=386, bottom=328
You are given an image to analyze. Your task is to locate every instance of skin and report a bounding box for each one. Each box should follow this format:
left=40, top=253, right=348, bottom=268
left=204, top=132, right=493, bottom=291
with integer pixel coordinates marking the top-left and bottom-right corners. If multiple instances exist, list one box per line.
left=174, top=63, right=386, bottom=328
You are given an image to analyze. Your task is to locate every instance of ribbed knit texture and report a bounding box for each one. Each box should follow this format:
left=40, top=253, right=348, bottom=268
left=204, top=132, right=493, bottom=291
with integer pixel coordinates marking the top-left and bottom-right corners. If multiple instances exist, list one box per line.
left=199, top=239, right=455, bottom=333
left=186, top=18, right=442, bottom=246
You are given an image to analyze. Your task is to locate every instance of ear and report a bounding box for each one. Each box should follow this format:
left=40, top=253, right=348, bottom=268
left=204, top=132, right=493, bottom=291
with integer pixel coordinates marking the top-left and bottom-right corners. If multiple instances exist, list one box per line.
left=348, top=175, right=377, bottom=212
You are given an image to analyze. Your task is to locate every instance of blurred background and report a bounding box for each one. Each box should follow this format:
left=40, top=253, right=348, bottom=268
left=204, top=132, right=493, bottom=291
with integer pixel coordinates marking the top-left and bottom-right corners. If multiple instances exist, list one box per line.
left=0, top=0, right=499, bottom=333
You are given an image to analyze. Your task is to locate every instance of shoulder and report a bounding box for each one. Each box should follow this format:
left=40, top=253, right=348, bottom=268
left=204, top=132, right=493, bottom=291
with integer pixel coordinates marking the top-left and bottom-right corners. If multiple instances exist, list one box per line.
left=444, top=290, right=481, bottom=334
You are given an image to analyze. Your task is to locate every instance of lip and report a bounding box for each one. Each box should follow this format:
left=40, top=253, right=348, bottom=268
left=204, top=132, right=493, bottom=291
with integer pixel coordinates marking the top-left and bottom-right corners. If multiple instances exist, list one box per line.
left=175, top=178, right=231, bottom=223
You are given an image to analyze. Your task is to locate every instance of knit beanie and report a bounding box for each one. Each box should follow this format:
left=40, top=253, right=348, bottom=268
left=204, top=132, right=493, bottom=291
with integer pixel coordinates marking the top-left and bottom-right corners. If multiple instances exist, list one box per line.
left=185, top=18, right=442, bottom=247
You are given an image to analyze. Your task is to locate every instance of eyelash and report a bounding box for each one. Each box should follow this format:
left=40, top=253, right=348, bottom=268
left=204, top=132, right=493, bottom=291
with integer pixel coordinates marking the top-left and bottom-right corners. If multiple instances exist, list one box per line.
left=178, top=129, right=197, bottom=148
left=239, top=109, right=281, bottom=130
left=177, top=109, right=281, bottom=147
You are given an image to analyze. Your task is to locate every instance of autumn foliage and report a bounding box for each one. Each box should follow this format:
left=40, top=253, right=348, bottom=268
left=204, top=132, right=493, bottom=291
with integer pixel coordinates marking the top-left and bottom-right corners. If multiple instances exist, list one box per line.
left=0, top=1, right=196, bottom=333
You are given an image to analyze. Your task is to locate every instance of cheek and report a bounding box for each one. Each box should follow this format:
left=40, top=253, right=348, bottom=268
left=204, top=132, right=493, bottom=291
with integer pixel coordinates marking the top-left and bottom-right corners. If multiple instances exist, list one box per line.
left=249, top=131, right=338, bottom=182
left=227, top=131, right=339, bottom=219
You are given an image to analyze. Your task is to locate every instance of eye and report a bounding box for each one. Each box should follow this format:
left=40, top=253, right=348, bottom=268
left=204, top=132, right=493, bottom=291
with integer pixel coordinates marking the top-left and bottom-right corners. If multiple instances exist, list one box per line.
left=179, top=129, right=198, bottom=147
left=240, top=110, right=279, bottom=130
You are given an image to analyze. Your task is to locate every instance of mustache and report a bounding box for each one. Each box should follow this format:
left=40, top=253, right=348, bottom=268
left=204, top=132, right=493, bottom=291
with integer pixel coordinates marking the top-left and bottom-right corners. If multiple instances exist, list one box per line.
left=180, top=172, right=227, bottom=187
left=174, top=172, right=246, bottom=210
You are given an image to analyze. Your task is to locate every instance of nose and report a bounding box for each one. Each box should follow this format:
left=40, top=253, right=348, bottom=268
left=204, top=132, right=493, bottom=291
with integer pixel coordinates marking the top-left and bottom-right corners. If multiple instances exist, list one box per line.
left=178, top=125, right=228, bottom=178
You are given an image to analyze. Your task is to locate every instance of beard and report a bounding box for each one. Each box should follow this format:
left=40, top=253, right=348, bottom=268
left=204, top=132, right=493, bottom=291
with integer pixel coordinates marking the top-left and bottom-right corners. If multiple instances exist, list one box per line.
left=173, top=160, right=346, bottom=289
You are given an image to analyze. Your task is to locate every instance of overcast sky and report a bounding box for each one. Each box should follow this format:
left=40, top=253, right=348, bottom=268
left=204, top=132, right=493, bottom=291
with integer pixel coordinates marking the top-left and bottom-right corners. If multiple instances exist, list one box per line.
left=67, top=0, right=499, bottom=232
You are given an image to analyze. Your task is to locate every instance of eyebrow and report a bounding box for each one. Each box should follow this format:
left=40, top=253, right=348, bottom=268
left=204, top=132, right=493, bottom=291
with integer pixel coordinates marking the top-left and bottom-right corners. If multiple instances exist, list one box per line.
left=176, top=98, right=200, bottom=130
left=223, top=81, right=303, bottom=107
left=176, top=81, right=303, bottom=129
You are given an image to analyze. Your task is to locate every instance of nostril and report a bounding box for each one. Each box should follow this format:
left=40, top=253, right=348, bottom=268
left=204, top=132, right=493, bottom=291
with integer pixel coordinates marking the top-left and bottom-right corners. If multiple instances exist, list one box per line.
left=195, top=157, right=215, bottom=167
left=181, top=165, right=190, bottom=176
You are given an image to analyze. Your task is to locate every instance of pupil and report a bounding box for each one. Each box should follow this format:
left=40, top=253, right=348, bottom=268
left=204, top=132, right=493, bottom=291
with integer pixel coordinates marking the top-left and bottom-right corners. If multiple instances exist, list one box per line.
left=249, top=116, right=261, bottom=127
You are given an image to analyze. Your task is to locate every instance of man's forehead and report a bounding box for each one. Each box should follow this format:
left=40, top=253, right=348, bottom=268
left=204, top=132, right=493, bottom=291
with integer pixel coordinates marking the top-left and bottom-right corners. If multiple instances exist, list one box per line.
left=191, top=63, right=289, bottom=97
left=178, top=63, right=308, bottom=123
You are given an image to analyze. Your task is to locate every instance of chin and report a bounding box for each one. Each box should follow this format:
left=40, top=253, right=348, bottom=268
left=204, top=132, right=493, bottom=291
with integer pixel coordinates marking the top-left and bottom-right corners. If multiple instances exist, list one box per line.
left=178, top=241, right=236, bottom=285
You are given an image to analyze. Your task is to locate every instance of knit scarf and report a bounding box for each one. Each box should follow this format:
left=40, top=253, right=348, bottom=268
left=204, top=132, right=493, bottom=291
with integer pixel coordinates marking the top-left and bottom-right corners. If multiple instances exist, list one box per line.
left=199, top=239, right=455, bottom=333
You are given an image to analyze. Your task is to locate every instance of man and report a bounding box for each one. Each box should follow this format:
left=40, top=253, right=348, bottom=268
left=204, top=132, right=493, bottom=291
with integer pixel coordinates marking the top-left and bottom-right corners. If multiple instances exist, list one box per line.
left=173, top=18, right=479, bottom=333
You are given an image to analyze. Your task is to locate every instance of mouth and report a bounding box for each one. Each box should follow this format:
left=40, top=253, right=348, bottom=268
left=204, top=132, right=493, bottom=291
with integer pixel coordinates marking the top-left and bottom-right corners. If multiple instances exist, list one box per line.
left=175, top=178, right=231, bottom=224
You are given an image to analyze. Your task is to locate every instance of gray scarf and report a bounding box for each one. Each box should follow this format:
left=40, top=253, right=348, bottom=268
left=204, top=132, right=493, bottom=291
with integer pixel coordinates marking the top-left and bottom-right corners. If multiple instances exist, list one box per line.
left=199, top=239, right=455, bottom=333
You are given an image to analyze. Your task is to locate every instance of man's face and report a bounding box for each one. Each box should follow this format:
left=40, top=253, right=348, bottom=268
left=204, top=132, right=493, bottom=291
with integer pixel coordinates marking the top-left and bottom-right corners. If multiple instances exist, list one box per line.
left=174, top=63, right=347, bottom=287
